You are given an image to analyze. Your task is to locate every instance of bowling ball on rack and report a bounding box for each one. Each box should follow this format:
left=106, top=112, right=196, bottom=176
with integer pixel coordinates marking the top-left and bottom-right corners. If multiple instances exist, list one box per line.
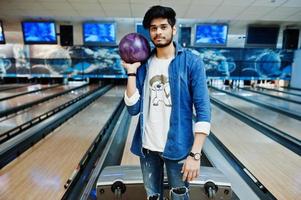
left=119, top=33, right=151, bottom=64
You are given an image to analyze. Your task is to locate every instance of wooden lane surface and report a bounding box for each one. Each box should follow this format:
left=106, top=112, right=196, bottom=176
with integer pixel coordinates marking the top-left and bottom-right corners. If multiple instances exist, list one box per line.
left=280, top=88, right=301, bottom=95
left=224, top=88, right=301, bottom=117
left=0, top=85, right=98, bottom=135
left=121, top=115, right=140, bottom=165
left=248, top=87, right=301, bottom=103
left=0, top=84, right=30, bottom=91
left=261, top=86, right=301, bottom=96
left=0, top=84, right=51, bottom=100
left=210, top=90, right=301, bottom=141
left=0, top=86, right=124, bottom=200
left=0, top=84, right=83, bottom=114
left=211, top=104, right=301, bottom=200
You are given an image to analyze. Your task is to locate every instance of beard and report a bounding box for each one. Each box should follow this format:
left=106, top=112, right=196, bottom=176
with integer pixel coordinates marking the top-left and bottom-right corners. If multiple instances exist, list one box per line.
left=151, top=34, right=173, bottom=48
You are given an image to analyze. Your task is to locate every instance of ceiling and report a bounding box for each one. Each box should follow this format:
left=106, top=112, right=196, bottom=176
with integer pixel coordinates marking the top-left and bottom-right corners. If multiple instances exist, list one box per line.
left=0, top=0, right=301, bottom=31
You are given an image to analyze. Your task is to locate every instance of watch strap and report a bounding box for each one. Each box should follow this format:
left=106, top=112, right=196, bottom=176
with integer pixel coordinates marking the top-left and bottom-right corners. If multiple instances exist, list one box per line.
left=127, top=73, right=136, bottom=76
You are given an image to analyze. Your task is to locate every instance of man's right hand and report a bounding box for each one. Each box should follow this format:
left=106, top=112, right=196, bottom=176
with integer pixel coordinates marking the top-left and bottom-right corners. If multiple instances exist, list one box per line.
left=121, top=60, right=141, bottom=74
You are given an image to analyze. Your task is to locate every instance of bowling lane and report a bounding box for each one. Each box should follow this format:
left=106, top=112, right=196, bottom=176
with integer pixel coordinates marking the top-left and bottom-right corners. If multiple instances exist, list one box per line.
left=210, top=90, right=301, bottom=141
left=0, top=82, right=85, bottom=115
left=0, top=84, right=30, bottom=91
left=0, top=85, right=99, bottom=137
left=245, top=87, right=301, bottom=103
left=276, top=87, right=301, bottom=95
left=121, top=115, right=139, bottom=165
left=0, top=86, right=125, bottom=200
left=211, top=104, right=301, bottom=200
left=260, top=86, right=301, bottom=96
left=222, top=87, right=301, bottom=118
left=0, top=84, right=57, bottom=100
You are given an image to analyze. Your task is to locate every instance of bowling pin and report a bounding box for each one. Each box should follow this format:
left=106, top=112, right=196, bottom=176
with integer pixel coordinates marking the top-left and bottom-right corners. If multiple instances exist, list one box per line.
left=240, top=80, right=244, bottom=87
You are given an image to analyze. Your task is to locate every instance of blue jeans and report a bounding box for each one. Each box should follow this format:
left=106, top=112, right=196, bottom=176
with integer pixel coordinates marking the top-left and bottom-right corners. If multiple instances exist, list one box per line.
left=140, top=148, right=190, bottom=200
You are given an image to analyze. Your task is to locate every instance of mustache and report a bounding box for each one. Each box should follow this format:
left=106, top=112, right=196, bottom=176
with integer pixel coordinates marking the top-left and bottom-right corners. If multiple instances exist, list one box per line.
left=154, top=36, right=165, bottom=40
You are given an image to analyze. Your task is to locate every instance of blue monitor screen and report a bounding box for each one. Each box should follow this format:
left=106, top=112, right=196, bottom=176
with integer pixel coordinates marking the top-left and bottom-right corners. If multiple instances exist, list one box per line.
left=83, top=22, right=116, bottom=45
left=136, top=24, right=151, bottom=41
left=22, top=21, right=57, bottom=44
left=195, top=24, right=228, bottom=46
left=0, top=21, right=5, bottom=44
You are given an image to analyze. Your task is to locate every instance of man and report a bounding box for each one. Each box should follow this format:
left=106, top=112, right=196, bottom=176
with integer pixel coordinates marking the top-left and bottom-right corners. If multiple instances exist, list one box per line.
left=122, top=5, right=211, bottom=200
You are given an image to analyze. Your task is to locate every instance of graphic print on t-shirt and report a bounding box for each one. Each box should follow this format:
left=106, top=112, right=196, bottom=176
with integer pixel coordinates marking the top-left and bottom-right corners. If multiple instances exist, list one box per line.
left=149, top=74, right=172, bottom=107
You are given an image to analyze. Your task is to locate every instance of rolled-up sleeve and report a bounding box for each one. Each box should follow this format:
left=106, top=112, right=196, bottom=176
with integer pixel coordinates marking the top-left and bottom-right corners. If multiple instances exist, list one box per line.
left=194, top=121, right=211, bottom=135
left=124, top=89, right=140, bottom=106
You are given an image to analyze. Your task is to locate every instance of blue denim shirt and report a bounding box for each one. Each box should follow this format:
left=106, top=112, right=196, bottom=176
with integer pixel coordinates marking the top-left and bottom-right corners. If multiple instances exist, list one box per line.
left=126, top=43, right=211, bottom=160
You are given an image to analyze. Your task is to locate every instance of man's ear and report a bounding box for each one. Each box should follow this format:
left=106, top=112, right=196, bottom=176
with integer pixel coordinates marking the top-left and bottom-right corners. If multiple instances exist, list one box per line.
left=173, top=26, right=177, bottom=36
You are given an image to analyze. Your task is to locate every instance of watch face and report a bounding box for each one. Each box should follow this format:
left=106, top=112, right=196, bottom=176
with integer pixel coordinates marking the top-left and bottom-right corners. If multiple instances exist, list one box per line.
left=194, top=153, right=201, bottom=160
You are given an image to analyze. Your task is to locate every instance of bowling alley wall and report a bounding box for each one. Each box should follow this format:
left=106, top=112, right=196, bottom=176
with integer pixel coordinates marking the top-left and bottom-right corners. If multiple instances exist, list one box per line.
left=0, top=20, right=299, bottom=82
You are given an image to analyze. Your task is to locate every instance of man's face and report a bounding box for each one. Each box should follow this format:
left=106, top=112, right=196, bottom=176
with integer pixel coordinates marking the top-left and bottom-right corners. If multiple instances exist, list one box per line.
left=149, top=18, right=176, bottom=48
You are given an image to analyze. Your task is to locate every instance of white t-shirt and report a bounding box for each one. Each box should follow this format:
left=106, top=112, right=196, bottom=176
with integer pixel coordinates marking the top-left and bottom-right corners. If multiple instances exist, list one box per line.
left=143, top=55, right=174, bottom=152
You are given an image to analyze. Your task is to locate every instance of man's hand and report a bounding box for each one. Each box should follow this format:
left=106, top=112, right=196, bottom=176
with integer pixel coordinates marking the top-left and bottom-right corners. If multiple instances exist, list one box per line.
left=181, top=156, right=200, bottom=182
left=121, top=60, right=141, bottom=74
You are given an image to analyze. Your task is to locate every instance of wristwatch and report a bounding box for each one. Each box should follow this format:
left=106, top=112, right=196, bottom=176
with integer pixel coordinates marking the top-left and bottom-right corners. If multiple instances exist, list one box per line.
left=127, top=73, right=136, bottom=76
left=189, top=152, right=201, bottom=161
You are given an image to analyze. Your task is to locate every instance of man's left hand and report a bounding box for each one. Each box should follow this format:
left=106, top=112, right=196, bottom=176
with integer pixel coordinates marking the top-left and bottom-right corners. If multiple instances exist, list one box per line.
left=181, top=156, right=200, bottom=182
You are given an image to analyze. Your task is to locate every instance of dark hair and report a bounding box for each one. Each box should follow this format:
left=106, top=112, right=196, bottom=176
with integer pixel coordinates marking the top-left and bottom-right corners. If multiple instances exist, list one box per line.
left=143, top=5, right=176, bottom=29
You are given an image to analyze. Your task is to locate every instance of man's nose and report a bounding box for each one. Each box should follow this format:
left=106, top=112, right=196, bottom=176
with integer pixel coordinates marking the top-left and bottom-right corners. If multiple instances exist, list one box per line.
left=155, top=28, right=163, bottom=35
